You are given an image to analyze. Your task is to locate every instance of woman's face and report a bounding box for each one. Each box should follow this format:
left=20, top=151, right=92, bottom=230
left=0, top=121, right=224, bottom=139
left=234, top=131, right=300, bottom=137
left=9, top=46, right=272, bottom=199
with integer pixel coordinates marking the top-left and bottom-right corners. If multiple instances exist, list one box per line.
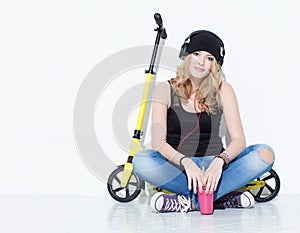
left=188, top=51, right=214, bottom=80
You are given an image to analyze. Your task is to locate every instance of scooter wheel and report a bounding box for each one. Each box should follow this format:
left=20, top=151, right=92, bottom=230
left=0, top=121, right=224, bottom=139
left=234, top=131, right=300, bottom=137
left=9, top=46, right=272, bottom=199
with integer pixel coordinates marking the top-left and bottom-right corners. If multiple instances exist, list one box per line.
left=107, top=165, right=142, bottom=202
left=249, top=169, right=280, bottom=202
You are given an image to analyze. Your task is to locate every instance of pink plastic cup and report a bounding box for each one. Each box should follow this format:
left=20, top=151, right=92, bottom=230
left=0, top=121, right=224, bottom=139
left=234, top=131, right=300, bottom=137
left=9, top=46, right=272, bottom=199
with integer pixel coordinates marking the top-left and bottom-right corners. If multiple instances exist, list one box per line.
left=197, top=186, right=214, bottom=215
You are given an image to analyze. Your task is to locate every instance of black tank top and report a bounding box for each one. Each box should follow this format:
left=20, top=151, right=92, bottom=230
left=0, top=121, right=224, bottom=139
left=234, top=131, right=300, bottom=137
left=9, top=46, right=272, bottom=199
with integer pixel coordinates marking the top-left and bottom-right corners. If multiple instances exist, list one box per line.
left=166, top=80, right=224, bottom=157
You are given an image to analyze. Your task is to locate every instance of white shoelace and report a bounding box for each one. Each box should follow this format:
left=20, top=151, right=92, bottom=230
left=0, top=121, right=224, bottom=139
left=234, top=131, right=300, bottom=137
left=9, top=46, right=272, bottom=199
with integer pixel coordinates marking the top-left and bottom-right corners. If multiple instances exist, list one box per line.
left=164, top=195, right=191, bottom=213
left=178, top=195, right=191, bottom=213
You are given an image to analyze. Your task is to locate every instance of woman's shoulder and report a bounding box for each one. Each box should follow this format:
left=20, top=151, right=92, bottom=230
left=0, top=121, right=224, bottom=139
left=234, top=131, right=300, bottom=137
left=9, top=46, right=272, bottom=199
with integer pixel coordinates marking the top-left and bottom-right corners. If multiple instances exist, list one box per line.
left=220, top=81, right=235, bottom=95
left=219, top=81, right=238, bottom=107
left=154, top=80, right=172, bottom=95
left=153, top=80, right=171, bottom=107
left=155, top=80, right=171, bottom=88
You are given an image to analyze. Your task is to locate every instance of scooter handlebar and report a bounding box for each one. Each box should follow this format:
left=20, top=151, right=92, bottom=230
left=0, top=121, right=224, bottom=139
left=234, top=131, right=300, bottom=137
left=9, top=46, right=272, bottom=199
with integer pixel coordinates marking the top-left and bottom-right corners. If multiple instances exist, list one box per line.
left=154, top=13, right=163, bottom=27
left=154, top=13, right=167, bottom=39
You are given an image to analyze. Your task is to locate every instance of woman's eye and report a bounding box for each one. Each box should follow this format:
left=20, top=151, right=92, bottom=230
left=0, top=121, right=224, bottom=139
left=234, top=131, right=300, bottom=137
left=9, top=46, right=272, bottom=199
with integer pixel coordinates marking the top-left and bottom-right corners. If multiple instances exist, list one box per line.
left=207, top=57, right=214, bottom=61
left=193, top=52, right=200, bottom=56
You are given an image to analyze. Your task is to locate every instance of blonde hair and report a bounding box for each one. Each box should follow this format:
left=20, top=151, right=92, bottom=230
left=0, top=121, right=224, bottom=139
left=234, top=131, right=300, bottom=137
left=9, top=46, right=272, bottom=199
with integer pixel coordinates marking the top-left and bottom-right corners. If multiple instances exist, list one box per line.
left=171, top=54, right=223, bottom=114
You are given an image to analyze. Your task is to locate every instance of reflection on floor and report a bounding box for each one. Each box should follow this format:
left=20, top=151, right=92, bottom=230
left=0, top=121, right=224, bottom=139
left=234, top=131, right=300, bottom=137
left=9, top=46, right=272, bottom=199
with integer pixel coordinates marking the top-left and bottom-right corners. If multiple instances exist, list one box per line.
left=0, top=192, right=299, bottom=233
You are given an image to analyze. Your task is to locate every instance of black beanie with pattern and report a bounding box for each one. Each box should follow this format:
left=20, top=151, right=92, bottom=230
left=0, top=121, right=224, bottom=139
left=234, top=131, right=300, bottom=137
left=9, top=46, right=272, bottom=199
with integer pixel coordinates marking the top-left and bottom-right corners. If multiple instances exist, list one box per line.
left=185, top=30, right=225, bottom=66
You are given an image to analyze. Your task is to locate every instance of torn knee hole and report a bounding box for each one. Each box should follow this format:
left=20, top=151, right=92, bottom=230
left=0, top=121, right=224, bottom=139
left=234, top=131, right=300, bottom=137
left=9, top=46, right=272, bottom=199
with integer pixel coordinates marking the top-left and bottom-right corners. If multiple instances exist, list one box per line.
left=258, top=148, right=274, bottom=163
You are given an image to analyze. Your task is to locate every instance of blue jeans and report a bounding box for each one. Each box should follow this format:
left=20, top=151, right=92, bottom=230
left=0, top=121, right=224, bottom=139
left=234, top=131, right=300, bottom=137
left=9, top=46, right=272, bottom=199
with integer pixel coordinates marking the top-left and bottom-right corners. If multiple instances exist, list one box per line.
left=132, top=144, right=275, bottom=210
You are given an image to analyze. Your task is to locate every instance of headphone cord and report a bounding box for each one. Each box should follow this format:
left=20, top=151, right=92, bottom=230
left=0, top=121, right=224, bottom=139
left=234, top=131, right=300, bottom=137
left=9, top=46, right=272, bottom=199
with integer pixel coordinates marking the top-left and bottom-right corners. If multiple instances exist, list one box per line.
left=176, top=103, right=204, bottom=152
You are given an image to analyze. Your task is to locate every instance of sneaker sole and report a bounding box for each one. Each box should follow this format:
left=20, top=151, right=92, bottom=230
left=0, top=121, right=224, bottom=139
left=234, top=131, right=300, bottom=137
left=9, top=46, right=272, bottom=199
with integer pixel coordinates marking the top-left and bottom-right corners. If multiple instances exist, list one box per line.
left=241, top=192, right=255, bottom=208
left=150, top=192, right=165, bottom=212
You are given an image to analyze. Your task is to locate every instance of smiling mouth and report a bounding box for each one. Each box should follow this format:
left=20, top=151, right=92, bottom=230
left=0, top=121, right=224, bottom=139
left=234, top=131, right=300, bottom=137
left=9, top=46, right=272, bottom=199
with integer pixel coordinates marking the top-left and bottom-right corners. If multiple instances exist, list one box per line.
left=195, top=67, right=205, bottom=72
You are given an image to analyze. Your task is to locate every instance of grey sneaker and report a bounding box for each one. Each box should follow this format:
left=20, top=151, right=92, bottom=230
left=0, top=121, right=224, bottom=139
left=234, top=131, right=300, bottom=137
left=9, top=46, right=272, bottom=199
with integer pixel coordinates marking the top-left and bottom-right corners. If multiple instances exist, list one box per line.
left=217, top=191, right=255, bottom=208
left=150, top=192, right=192, bottom=213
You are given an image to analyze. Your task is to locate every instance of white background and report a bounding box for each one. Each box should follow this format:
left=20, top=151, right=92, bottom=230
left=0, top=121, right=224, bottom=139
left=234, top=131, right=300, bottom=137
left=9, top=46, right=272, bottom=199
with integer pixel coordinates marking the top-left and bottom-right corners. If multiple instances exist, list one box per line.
left=0, top=0, right=299, bottom=196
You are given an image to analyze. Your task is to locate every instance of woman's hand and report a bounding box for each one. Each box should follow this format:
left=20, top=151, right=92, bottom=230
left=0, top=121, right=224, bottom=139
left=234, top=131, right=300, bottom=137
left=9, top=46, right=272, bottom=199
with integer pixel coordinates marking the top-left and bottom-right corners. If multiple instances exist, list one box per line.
left=181, top=158, right=205, bottom=194
left=202, top=157, right=224, bottom=194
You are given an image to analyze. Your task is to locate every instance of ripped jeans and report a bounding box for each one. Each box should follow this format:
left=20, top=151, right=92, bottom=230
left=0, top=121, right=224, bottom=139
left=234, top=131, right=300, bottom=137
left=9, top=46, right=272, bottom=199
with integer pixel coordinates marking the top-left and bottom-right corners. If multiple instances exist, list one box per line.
left=132, top=144, right=275, bottom=210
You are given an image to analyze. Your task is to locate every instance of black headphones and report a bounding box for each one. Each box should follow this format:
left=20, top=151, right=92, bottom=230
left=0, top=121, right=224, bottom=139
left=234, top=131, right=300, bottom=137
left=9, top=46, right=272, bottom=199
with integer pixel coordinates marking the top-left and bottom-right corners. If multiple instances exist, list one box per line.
left=179, top=30, right=225, bottom=66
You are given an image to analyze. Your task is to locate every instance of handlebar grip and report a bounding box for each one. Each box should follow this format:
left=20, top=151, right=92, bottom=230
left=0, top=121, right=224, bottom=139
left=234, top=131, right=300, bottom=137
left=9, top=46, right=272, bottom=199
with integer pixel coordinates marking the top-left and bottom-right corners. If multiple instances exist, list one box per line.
left=154, top=13, right=163, bottom=27
left=161, top=28, right=167, bottom=39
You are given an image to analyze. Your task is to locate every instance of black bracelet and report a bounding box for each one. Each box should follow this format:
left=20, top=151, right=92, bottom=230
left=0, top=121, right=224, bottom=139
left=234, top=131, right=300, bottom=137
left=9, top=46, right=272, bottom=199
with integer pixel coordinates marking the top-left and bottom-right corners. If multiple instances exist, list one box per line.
left=179, top=156, right=188, bottom=167
left=214, top=155, right=229, bottom=170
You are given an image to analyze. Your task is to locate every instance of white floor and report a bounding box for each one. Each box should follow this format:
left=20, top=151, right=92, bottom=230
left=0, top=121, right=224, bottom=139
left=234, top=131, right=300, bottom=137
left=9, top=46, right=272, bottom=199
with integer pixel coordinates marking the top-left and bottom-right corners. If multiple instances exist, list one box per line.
left=1, top=192, right=299, bottom=233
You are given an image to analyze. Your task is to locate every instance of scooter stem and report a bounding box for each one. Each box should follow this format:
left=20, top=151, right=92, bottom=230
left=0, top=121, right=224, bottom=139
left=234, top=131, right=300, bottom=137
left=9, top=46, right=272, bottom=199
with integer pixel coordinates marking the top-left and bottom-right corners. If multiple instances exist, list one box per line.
left=121, top=13, right=167, bottom=187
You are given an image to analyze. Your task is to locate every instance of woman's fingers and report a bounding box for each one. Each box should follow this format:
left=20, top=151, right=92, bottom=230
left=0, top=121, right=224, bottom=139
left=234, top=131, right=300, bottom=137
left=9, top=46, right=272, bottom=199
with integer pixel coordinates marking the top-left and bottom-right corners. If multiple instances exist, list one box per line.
left=203, top=160, right=223, bottom=194
left=187, top=173, right=203, bottom=194
left=185, top=162, right=209, bottom=194
left=197, top=176, right=203, bottom=193
left=187, top=175, right=192, bottom=191
left=204, top=176, right=211, bottom=194
left=201, top=173, right=207, bottom=187
left=192, top=177, right=198, bottom=194
left=205, top=177, right=216, bottom=194
left=205, top=171, right=221, bottom=194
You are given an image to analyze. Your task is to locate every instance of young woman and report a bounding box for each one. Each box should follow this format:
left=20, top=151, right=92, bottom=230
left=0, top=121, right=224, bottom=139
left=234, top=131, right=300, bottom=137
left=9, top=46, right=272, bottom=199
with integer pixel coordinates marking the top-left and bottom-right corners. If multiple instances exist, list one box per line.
left=132, top=30, right=275, bottom=213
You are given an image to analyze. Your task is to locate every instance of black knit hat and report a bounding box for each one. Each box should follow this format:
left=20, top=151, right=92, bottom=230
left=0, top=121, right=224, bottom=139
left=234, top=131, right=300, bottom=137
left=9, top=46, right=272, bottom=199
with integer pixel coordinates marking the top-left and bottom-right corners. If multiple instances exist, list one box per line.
left=179, top=30, right=225, bottom=66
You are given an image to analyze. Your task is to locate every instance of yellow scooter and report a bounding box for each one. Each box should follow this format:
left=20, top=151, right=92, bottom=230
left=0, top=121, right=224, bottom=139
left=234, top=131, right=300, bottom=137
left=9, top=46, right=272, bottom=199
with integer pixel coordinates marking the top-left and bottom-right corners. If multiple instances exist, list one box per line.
left=107, top=13, right=167, bottom=202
